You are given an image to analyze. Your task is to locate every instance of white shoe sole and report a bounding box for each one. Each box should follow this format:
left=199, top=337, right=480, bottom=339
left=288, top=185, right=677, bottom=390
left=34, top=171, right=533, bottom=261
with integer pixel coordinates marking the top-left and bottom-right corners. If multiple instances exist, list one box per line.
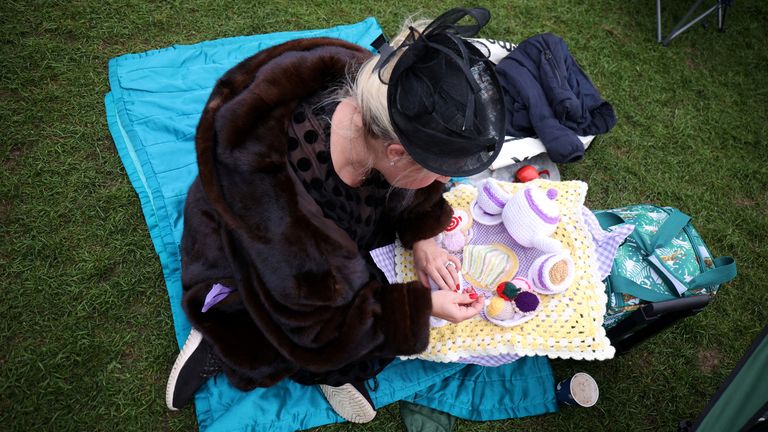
left=165, top=328, right=204, bottom=411
left=319, top=383, right=377, bottom=424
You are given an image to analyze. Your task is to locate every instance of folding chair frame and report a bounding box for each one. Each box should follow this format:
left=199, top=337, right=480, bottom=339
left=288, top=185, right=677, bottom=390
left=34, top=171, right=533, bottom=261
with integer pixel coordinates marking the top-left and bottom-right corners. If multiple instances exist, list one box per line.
left=656, top=0, right=730, bottom=46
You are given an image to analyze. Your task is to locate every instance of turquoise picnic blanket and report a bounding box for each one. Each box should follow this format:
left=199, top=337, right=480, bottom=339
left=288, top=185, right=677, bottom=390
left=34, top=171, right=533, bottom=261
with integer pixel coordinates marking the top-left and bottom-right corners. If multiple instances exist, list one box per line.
left=104, top=18, right=557, bottom=431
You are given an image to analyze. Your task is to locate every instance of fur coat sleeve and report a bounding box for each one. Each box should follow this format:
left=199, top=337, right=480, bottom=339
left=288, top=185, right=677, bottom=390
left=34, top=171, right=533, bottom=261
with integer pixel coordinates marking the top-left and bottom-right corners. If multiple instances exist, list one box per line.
left=180, top=38, right=448, bottom=390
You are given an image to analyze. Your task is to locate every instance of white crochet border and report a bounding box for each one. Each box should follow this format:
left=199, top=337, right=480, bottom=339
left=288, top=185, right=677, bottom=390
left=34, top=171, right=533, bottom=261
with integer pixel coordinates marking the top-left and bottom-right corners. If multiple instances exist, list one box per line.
left=398, top=180, right=615, bottom=362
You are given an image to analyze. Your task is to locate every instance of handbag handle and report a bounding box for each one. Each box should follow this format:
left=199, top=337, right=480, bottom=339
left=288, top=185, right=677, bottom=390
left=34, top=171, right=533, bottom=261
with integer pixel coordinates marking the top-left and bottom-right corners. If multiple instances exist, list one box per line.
left=595, top=209, right=690, bottom=255
left=609, top=275, right=677, bottom=303
left=646, top=210, right=690, bottom=251
left=687, top=256, right=737, bottom=289
left=594, top=211, right=625, bottom=230
left=610, top=256, right=736, bottom=303
left=627, top=209, right=690, bottom=256
left=596, top=209, right=736, bottom=296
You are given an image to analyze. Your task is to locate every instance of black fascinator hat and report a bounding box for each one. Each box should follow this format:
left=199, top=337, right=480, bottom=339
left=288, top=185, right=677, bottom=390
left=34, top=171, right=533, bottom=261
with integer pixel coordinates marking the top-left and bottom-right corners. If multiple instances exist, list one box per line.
left=372, top=7, right=505, bottom=177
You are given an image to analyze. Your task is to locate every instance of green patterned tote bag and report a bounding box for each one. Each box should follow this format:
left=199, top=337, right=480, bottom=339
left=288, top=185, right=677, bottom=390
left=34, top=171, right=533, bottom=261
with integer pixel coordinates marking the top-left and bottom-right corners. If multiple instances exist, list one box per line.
left=594, top=205, right=736, bottom=329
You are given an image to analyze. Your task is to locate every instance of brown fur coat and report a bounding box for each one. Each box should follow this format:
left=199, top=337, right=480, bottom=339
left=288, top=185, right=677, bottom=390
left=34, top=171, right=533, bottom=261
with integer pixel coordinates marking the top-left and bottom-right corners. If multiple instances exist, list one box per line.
left=180, top=37, right=453, bottom=390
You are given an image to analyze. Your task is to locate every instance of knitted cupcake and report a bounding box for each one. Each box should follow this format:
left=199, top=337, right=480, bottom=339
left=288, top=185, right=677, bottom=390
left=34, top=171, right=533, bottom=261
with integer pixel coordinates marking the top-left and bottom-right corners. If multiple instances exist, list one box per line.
left=435, top=208, right=474, bottom=253
left=484, top=277, right=541, bottom=327
left=528, top=252, right=575, bottom=294
left=502, top=185, right=562, bottom=252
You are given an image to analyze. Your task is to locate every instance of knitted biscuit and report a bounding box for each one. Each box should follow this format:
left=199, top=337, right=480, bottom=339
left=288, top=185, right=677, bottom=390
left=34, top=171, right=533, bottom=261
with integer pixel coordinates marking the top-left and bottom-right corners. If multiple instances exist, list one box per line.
left=462, top=243, right=519, bottom=292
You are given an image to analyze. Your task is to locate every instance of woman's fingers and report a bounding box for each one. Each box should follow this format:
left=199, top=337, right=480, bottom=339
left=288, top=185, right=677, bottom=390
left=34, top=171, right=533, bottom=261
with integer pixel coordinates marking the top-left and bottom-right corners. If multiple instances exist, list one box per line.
left=431, top=290, right=483, bottom=323
left=454, top=299, right=483, bottom=322
left=436, top=265, right=455, bottom=291
left=447, top=255, right=462, bottom=272
left=435, top=259, right=462, bottom=291
left=444, top=261, right=459, bottom=288
left=412, top=239, right=463, bottom=291
left=417, top=270, right=430, bottom=288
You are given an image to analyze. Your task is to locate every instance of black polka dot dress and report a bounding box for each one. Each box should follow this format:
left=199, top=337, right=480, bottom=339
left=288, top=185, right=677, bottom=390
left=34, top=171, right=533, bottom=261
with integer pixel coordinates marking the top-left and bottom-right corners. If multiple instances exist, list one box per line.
left=286, top=96, right=395, bottom=253
left=286, top=94, right=412, bottom=386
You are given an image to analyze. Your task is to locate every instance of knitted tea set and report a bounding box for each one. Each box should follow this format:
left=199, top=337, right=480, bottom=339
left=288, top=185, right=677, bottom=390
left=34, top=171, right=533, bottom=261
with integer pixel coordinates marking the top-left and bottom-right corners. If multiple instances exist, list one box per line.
left=436, top=178, right=576, bottom=327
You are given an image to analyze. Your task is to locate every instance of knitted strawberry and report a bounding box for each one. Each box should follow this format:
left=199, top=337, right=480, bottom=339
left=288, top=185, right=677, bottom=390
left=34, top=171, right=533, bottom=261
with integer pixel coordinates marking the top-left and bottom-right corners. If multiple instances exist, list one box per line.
left=488, top=278, right=540, bottom=320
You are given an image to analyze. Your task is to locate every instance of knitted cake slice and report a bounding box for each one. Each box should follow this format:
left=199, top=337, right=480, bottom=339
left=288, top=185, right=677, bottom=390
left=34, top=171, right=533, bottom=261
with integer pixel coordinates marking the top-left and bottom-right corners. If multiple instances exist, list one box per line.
left=462, top=243, right=519, bottom=292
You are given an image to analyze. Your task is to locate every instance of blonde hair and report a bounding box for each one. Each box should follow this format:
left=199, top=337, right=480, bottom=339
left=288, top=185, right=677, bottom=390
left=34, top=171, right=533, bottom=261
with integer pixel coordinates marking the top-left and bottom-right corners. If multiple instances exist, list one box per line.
left=351, top=18, right=430, bottom=141
left=338, top=17, right=433, bottom=178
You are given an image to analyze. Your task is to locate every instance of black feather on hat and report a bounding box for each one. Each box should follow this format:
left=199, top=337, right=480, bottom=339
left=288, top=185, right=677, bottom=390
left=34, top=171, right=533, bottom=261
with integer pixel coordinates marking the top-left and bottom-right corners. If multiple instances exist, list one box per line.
left=372, top=7, right=506, bottom=177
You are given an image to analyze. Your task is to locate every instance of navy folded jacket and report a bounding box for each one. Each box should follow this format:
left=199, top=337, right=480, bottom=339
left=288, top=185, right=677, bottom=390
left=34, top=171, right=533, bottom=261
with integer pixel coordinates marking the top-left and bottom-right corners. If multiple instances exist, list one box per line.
left=496, top=33, right=616, bottom=163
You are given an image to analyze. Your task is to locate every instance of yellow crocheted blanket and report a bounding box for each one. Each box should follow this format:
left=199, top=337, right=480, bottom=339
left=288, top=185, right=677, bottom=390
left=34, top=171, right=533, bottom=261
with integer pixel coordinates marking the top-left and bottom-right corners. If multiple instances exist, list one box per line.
left=396, top=179, right=615, bottom=361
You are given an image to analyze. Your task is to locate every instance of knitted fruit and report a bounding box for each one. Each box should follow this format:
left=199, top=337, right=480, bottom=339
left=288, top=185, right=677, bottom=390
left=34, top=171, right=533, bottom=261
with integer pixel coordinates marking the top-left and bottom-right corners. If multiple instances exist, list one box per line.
left=489, top=279, right=541, bottom=320
left=513, top=291, right=540, bottom=314
left=487, top=296, right=516, bottom=320
left=496, top=281, right=521, bottom=300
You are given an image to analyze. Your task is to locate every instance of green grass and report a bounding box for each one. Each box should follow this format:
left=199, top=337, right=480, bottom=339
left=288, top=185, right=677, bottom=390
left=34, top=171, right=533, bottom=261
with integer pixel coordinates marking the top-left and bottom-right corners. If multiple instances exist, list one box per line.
left=2, top=1, right=766, bottom=431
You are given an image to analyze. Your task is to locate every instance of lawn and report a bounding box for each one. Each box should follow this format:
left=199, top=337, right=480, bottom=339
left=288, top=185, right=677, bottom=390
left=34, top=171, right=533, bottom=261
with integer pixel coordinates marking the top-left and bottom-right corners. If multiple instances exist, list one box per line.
left=2, top=1, right=767, bottom=431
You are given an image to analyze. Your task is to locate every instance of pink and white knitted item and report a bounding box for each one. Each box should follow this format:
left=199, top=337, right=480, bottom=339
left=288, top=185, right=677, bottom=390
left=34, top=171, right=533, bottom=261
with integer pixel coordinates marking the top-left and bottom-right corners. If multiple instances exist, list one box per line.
left=502, top=185, right=562, bottom=252
left=436, top=209, right=474, bottom=252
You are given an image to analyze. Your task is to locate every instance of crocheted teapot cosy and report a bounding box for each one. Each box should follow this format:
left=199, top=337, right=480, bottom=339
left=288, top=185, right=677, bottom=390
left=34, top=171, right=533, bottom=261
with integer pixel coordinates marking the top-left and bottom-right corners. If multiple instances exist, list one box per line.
left=471, top=179, right=563, bottom=252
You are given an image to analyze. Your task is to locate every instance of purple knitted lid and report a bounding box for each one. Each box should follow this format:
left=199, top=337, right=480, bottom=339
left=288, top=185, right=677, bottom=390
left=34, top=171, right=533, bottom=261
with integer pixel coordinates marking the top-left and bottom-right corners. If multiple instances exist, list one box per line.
left=524, top=187, right=559, bottom=225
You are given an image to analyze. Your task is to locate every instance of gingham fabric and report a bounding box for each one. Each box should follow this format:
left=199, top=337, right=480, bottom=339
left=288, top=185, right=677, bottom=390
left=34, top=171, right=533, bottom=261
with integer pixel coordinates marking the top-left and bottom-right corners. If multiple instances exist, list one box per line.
left=370, top=207, right=632, bottom=291
left=580, top=207, right=635, bottom=280
left=370, top=185, right=629, bottom=366
left=395, top=180, right=615, bottom=362
left=370, top=243, right=398, bottom=283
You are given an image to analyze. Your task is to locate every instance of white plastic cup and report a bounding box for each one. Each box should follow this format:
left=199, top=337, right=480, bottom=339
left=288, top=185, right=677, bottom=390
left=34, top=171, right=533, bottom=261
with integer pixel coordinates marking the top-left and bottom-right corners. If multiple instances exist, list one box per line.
left=555, top=372, right=599, bottom=407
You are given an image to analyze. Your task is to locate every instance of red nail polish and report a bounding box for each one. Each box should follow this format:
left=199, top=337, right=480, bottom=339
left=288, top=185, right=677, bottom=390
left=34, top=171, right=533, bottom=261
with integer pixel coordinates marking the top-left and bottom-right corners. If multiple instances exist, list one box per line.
left=456, top=284, right=460, bottom=290
left=469, top=293, right=478, bottom=299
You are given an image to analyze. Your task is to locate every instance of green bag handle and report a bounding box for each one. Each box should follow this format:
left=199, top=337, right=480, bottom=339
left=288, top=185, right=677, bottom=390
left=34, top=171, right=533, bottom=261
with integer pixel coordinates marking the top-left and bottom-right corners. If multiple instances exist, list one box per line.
left=610, top=257, right=736, bottom=304
left=598, top=208, right=736, bottom=299
left=687, top=256, right=737, bottom=289
left=594, top=211, right=626, bottom=230
left=609, top=275, right=678, bottom=303
left=595, top=208, right=691, bottom=255
left=647, top=210, right=691, bottom=251
left=627, top=209, right=690, bottom=256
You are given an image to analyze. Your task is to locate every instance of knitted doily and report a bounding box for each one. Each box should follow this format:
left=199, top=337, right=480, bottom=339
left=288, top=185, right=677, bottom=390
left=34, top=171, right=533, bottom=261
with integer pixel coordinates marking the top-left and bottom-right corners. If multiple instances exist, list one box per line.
left=396, top=180, right=615, bottom=362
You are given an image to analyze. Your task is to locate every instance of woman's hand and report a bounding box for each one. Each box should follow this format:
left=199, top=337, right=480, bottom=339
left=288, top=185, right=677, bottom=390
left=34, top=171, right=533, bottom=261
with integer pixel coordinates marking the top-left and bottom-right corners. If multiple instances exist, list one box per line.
left=431, top=290, right=483, bottom=323
left=412, top=238, right=461, bottom=291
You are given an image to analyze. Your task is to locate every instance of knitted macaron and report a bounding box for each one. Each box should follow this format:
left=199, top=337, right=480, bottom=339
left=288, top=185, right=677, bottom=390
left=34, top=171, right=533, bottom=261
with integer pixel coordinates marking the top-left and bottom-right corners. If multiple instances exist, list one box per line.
left=528, top=252, right=575, bottom=294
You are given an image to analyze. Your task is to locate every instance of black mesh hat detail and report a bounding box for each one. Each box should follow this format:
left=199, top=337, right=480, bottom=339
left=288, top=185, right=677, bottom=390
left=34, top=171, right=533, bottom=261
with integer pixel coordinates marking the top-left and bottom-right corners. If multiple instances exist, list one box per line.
left=376, top=7, right=506, bottom=177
